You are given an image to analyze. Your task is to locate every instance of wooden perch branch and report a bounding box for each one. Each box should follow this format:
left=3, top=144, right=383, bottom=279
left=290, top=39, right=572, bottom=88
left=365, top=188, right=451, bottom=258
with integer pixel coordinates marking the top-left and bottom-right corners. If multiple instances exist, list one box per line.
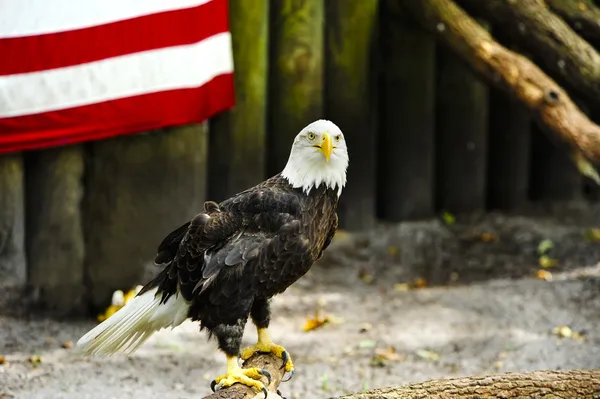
left=202, top=353, right=285, bottom=399
left=454, top=0, right=600, bottom=106
left=546, top=0, right=600, bottom=47
left=399, top=0, right=600, bottom=166
left=336, top=369, right=600, bottom=398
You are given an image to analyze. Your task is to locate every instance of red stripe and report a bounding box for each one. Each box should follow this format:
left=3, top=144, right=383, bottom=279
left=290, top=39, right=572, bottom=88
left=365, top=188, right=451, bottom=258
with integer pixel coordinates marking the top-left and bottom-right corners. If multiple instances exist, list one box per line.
left=0, top=73, right=234, bottom=153
left=0, top=0, right=229, bottom=75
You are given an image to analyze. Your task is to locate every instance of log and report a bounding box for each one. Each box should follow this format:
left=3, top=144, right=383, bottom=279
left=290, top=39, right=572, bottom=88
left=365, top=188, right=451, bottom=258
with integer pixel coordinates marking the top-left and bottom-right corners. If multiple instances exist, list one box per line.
left=487, top=88, right=531, bottom=210
left=378, top=1, right=436, bottom=221
left=530, top=123, right=583, bottom=202
left=0, top=153, right=26, bottom=286
left=84, top=125, right=208, bottom=310
left=454, top=0, right=600, bottom=107
left=400, top=0, right=600, bottom=173
left=267, top=0, right=324, bottom=175
left=325, top=0, right=379, bottom=231
left=336, top=370, right=600, bottom=398
left=202, top=353, right=285, bottom=399
left=546, top=0, right=600, bottom=47
left=435, top=42, right=488, bottom=213
left=25, top=145, right=86, bottom=317
left=208, top=0, right=268, bottom=201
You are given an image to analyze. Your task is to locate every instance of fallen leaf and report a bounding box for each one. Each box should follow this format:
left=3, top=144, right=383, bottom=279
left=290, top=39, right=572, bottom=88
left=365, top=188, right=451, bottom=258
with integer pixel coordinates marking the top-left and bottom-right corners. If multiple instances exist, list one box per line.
left=61, top=341, right=73, bottom=349
left=415, top=349, right=440, bottom=361
left=358, top=340, right=376, bottom=349
left=303, top=316, right=330, bottom=332
left=537, top=239, right=554, bottom=255
left=479, top=233, right=497, bottom=242
left=0, top=356, right=6, bottom=365
left=441, top=211, right=455, bottom=225
left=583, top=228, right=600, bottom=242
left=552, top=325, right=585, bottom=341
left=536, top=269, right=553, bottom=281
left=539, top=255, right=558, bottom=268
left=374, top=346, right=405, bottom=362
left=394, top=283, right=410, bottom=292
left=414, top=278, right=427, bottom=289
left=28, top=355, right=42, bottom=365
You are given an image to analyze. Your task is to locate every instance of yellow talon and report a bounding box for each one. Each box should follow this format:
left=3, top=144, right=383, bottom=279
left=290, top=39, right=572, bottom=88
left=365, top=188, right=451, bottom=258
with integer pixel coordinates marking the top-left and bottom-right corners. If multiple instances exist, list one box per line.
left=211, top=356, right=270, bottom=396
left=241, top=328, right=295, bottom=374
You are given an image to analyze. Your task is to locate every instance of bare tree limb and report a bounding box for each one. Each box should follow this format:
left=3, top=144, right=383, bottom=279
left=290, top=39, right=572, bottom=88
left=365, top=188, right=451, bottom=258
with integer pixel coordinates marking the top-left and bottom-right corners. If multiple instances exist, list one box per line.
left=399, top=0, right=600, bottom=168
left=202, top=353, right=285, bottom=399
left=547, top=0, right=600, bottom=47
left=454, top=0, right=600, bottom=107
left=336, top=369, right=600, bottom=398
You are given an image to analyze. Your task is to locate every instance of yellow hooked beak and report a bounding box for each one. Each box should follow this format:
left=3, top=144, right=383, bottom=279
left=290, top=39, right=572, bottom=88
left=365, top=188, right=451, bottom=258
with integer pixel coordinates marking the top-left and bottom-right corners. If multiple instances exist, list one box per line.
left=319, top=132, right=333, bottom=162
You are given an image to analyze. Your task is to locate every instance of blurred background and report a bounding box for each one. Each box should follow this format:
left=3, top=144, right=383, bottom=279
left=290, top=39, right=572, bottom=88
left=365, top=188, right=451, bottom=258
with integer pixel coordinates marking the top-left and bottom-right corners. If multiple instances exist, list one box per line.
left=2, top=1, right=600, bottom=398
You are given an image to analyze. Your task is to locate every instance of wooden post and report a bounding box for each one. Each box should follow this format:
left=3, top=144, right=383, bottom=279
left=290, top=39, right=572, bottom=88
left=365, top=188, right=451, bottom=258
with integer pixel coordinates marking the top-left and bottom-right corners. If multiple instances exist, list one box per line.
left=435, top=44, right=489, bottom=213
left=267, top=0, right=324, bottom=175
left=209, top=0, right=268, bottom=201
left=25, top=146, right=86, bottom=316
left=325, top=0, right=379, bottom=231
left=487, top=89, right=531, bottom=210
left=529, top=123, right=582, bottom=202
left=378, top=2, right=436, bottom=221
left=0, top=154, right=26, bottom=286
left=84, top=125, right=209, bottom=310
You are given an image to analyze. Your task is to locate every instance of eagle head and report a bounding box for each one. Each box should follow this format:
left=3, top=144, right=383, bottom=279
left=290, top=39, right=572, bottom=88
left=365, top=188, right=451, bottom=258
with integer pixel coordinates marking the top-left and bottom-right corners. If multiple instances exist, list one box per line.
left=281, top=119, right=349, bottom=197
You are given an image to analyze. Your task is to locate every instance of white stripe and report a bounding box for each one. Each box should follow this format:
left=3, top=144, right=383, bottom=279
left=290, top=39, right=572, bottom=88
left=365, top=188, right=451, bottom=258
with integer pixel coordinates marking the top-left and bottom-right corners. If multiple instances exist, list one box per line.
left=0, top=32, right=233, bottom=118
left=0, top=0, right=212, bottom=38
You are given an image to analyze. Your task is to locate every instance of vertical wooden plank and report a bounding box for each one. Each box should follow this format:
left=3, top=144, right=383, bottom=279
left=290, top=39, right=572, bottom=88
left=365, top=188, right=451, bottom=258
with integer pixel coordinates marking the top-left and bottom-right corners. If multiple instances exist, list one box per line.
left=84, top=125, right=208, bottom=310
left=487, top=90, right=531, bottom=210
left=0, top=154, right=26, bottom=286
left=25, top=146, right=86, bottom=316
left=325, top=0, right=379, bottom=231
left=209, top=0, right=268, bottom=201
left=529, top=123, right=582, bottom=202
left=267, top=0, right=324, bottom=175
left=378, top=2, right=436, bottom=221
left=435, top=45, right=489, bottom=213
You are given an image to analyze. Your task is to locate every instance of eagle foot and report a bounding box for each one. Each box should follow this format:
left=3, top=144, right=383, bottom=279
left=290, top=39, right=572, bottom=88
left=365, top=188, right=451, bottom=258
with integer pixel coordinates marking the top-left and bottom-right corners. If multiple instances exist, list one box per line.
left=240, top=341, right=295, bottom=378
left=210, top=365, right=270, bottom=397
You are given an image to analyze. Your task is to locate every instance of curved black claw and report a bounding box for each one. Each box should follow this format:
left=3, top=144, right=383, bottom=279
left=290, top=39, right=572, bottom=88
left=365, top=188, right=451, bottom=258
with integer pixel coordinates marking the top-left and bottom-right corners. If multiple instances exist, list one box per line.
left=282, top=368, right=295, bottom=382
left=277, top=389, right=288, bottom=399
left=280, top=351, right=289, bottom=370
left=261, top=387, right=269, bottom=398
left=259, top=369, right=272, bottom=385
left=210, top=380, right=217, bottom=392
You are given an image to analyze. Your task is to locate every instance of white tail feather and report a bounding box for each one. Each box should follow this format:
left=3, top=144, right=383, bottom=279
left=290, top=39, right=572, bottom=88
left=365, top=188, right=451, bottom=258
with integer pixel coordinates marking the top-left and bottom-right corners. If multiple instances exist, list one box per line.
left=77, top=287, right=189, bottom=356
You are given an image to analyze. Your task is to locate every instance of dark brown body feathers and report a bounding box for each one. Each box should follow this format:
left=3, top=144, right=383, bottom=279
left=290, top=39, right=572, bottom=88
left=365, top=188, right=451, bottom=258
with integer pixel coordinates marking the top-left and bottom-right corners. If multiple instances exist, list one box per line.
left=140, top=173, right=339, bottom=341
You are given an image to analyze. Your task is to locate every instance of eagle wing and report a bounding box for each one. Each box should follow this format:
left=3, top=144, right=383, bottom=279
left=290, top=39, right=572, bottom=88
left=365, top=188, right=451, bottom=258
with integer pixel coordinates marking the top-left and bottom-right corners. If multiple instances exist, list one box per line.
left=151, top=185, right=305, bottom=303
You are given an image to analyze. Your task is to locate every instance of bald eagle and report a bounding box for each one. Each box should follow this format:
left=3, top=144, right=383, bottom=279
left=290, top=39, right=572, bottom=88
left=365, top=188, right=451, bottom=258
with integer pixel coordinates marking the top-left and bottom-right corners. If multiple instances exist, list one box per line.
left=77, top=119, right=349, bottom=395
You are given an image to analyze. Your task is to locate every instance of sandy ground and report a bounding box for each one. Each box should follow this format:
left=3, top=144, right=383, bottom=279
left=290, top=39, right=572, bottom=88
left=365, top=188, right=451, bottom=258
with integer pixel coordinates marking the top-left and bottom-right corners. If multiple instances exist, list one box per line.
left=2, top=209, right=600, bottom=398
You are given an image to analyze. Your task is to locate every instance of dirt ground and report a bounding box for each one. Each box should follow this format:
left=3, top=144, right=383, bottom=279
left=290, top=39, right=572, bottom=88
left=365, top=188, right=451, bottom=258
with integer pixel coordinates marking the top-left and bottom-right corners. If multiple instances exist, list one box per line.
left=2, top=207, right=600, bottom=399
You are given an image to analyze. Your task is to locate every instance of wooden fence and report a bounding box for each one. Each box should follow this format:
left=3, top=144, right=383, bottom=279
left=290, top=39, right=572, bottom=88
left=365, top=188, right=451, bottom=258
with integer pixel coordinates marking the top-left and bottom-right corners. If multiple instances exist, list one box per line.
left=0, top=0, right=589, bottom=317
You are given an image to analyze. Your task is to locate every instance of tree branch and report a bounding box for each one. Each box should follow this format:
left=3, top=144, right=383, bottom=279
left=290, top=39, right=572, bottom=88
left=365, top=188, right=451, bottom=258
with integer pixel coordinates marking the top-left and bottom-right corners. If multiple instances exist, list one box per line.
left=399, top=0, right=600, bottom=167
left=202, top=353, right=285, bottom=399
left=546, top=0, right=600, bottom=47
left=336, top=370, right=600, bottom=398
left=454, top=0, right=600, bottom=107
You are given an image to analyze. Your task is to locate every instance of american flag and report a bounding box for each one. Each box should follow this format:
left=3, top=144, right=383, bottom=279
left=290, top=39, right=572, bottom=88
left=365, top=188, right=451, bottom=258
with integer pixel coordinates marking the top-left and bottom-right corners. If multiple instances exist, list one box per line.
left=0, top=0, right=235, bottom=153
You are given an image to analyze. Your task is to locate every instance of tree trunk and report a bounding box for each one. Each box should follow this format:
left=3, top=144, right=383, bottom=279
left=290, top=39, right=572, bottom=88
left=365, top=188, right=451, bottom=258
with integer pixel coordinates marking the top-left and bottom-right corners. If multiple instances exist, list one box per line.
left=25, top=145, right=86, bottom=317
left=399, top=0, right=600, bottom=170
left=325, top=0, right=379, bottom=231
left=84, top=125, right=208, bottom=311
left=0, top=153, right=25, bottom=286
left=378, top=1, right=436, bottom=221
left=546, top=0, right=600, bottom=47
left=454, top=0, right=600, bottom=108
left=208, top=0, right=268, bottom=201
left=267, top=0, right=324, bottom=175
left=336, top=370, right=600, bottom=398
left=202, top=353, right=285, bottom=399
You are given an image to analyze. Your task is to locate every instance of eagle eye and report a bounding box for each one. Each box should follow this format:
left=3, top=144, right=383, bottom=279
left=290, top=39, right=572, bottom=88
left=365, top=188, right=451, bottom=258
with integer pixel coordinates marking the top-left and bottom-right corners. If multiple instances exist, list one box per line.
left=307, top=132, right=316, bottom=141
